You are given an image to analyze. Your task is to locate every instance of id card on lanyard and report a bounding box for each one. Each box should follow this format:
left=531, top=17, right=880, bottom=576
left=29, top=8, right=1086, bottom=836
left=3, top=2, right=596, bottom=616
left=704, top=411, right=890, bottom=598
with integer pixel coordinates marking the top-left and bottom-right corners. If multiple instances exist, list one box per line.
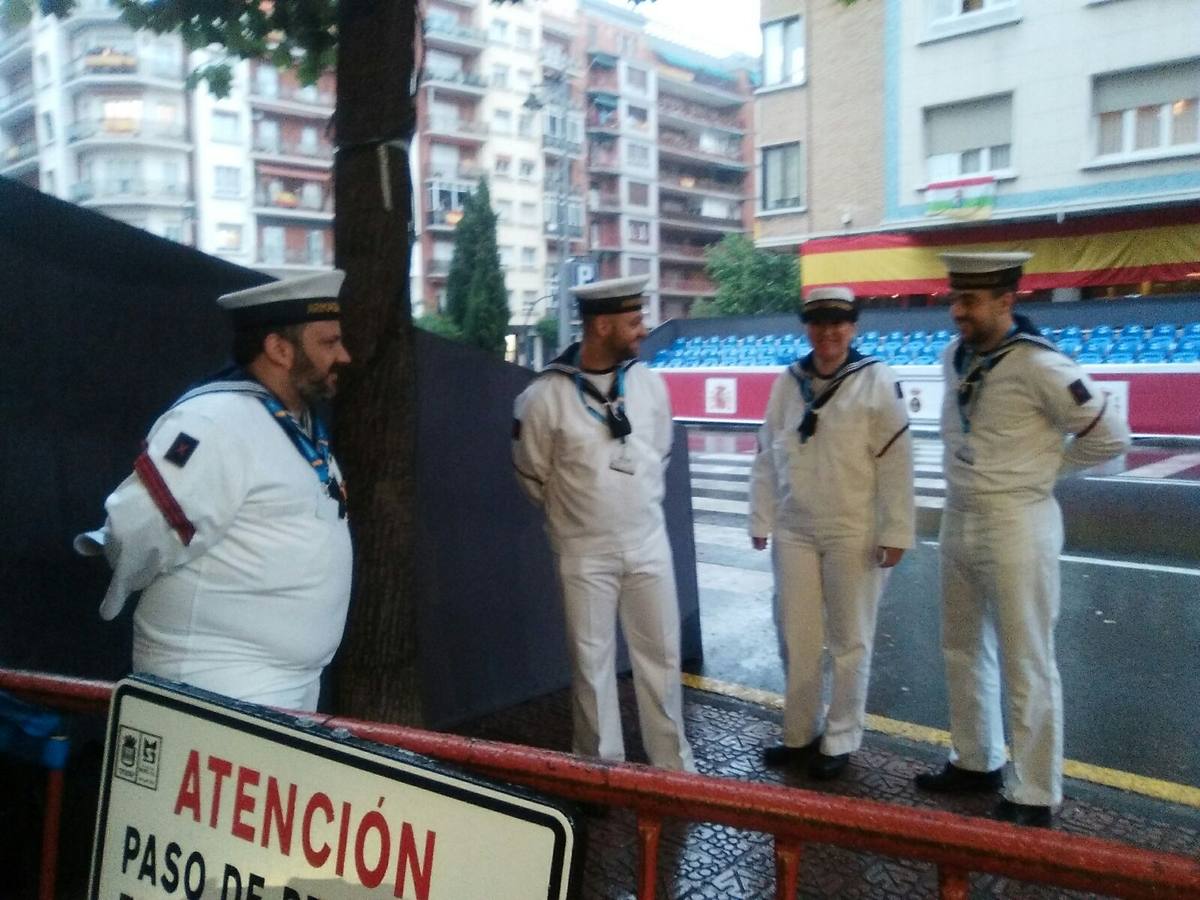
left=258, top=395, right=348, bottom=517
left=573, top=366, right=636, bottom=475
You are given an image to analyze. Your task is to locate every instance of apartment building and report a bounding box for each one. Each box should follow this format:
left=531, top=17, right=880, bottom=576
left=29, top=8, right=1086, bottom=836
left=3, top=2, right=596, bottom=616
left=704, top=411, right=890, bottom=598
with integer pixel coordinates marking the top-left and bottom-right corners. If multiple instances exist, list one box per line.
left=756, top=0, right=1200, bottom=302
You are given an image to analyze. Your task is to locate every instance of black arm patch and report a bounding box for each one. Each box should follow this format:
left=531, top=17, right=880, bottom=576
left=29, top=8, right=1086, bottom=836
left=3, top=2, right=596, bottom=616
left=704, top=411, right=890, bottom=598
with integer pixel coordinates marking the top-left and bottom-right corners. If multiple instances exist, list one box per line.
left=894, top=382, right=903, bottom=399
left=163, top=432, right=199, bottom=467
left=1068, top=379, right=1093, bottom=406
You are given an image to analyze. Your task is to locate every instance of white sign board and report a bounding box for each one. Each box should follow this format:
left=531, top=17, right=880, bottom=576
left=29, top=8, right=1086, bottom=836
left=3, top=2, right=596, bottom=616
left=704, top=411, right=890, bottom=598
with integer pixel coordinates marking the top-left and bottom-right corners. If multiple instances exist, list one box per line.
left=90, top=677, right=579, bottom=900
left=896, top=370, right=946, bottom=427
left=704, top=378, right=738, bottom=415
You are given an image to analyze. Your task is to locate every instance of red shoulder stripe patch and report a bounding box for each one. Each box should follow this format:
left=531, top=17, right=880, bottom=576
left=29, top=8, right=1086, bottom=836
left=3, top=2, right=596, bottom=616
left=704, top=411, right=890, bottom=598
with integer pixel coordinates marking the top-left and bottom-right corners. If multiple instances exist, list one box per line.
left=134, top=445, right=196, bottom=546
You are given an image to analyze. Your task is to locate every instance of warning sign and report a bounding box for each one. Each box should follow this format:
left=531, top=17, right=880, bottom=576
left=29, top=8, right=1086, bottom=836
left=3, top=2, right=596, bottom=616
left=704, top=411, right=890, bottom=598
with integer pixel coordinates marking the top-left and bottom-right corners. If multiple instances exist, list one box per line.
left=90, top=677, right=580, bottom=900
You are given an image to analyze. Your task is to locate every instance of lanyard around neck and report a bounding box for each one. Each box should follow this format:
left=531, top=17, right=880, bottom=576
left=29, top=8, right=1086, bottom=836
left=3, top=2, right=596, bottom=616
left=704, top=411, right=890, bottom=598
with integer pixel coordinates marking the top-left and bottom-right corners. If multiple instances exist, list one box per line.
left=955, top=325, right=1017, bottom=435
left=258, top=394, right=332, bottom=484
left=574, top=364, right=631, bottom=439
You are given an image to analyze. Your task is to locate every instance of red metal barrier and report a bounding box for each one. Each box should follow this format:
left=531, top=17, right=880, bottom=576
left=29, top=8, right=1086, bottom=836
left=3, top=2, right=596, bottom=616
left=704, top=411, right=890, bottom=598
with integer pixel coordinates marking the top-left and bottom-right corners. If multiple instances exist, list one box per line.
left=5, top=668, right=1200, bottom=899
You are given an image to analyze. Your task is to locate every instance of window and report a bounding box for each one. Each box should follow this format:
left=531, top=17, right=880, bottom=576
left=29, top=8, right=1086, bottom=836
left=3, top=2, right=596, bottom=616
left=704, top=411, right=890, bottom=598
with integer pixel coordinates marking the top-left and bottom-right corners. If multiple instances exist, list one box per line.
left=930, top=0, right=1014, bottom=22
left=627, top=142, right=650, bottom=168
left=40, top=112, right=54, bottom=143
left=496, top=199, right=512, bottom=222
left=261, top=226, right=285, bottom=264
left=255, top=64, right=278, bottom=97
left=492, top=64, right=508, bottom=89
left=761, top=142, right=804, bottom=210
left=299, top=125, right=318, bottom=154
left=1094, top=61, right=1200, bottom=158
left=212, top=110, right=239, bottom=143
left=493, top=108, right=512, bottom=134
left=520, top=201, right=537, bottom=225
left=214, top=165, right=241, bottom=198
left=626, top=66, right=647, bottom=92
left=518, top=158, right=536, bottom=180
left=628, top=181, right=649, bottom=206
left=762, top=16, right=804, bottom=87
left=515, top=69, right=533, bottom=93
left=629, top=219, right=650, bottom=243
left=620, top=34, right=636, bottom=55
left=498, top=245, right=514, bottom=267
left=489, top=19, right=508, bottom=43
left=256, top=118, right=280, bottom=152
left=521, top=246, right=536, bottom=268
left=307, top=230, right=325, bottom=265
left=518, top=113, right=533, bottom=138
left=926, top=0, right=1020, bottom=40
left=216, top=223, right=242, bottom=251
left=924, top=94, right=1012, bottom=181
left=494, top=155, right=511, bottom=177
left=627, top=105, right=648, bottom=131
left=628, top=256, right=651, bottom=275
left=300, top=182, right=323, bottom=209
left=516, top=26, right=532, bottom=49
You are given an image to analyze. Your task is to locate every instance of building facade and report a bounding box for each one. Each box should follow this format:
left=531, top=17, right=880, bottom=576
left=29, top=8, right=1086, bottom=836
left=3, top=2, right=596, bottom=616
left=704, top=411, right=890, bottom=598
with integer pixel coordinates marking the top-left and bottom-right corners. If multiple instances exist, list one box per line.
left=756, top=0, right=1200, bottom=303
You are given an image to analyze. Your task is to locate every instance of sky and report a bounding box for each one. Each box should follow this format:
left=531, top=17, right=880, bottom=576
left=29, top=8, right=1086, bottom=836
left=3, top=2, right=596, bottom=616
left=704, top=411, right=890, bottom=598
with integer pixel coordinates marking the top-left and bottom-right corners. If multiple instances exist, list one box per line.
left=634, top=0, right=763, bottom=59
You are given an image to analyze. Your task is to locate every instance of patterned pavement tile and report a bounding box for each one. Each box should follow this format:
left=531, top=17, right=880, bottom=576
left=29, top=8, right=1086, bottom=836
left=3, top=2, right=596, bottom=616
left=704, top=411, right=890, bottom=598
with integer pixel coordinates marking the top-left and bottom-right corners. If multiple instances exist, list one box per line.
left=453, top=679, right=1200, bottom=899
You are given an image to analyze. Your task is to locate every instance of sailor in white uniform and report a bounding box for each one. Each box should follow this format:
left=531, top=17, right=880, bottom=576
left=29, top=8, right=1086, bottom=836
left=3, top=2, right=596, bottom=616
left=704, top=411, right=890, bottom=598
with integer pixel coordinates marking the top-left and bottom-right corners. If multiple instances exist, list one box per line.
left=76, top=271, right=354, bottom=712
left=749, top=287, right=914, bottom=779
left=511, top=275, right=695, bottom=772
left=914, top=252, right=1129, bottom=827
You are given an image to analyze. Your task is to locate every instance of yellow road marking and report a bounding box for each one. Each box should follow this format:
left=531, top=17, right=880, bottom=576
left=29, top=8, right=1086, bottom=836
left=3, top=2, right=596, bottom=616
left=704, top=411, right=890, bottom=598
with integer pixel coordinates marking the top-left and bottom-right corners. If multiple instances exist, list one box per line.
left=682, top=672, right=1200, bottom=809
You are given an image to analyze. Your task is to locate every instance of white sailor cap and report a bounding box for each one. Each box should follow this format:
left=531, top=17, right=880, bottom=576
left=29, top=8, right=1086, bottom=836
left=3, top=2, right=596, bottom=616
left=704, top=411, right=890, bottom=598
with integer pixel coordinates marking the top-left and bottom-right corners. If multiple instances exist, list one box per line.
left=939, top=251, right=1032, bottom=291
left=217, top=269, right=346, bottom=329
left=571, top=274, right=650, bottom=316
left=801, top=286, right=857, bottom=323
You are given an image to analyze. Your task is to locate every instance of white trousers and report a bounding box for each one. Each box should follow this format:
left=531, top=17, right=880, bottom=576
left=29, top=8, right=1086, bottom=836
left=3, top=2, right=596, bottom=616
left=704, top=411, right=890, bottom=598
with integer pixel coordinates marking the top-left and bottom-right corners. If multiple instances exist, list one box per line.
left=772, top=530, right=885, bottom=756
left=555, top=530, right=696, bottom=772
left=940, top=498, right=1064, bottom=807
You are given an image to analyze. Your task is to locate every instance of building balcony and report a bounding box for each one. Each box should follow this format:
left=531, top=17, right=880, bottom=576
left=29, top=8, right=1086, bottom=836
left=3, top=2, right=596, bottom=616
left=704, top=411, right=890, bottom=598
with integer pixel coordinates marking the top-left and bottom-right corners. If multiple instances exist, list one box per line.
left=0, top=28, right=32, bottom=70
left=587, top=152, right=621, bottom=174
left=543, top=133, right=583, bottom=158
left=544, top=219, right=584, bottom=239
left=586, top=72, right=620, bottom=95
left=0, top=82, right=34, bottom=121
left=62, top=0, right=121, bottom=31
left=68, top=117, right=190, bottom=150
left=424, top=115, right=488, bottom=144
left=658, top=172, right=745, bottom=201
left=423, top=18, right=486, bottom=54
left=1, top=138, right=37, bottom=175
left=70, top=178, right=191, bottom=206
left=426, top=162, right=483, bottom=182
left=65, top=52, right=185, bottom=89
left=540, top=47, right=573, bottom=75
left=426, top=258, right=451, bottom=279
left=248, top=83, right=335, bottom=116
left=251, top=138, right=334, bottom=166
left=254, top=189, right=333, bottom=220
left=257, top=247, right=334, bottom=269
left=659, top=275, right=717, bottom=297
left=658, top=133, right=747, bottom=169
left=659, top=243, right=709, bottom=264
left=588, top=190, right=621, bottom=213
left=422, top=67, right=488, bottom=97
left=659, top=211, right=743, bottom=234
left=426, top=207, right=467, bottom=232
left=657, top=70, right=744, bottom=108
left=656, top=96, right=744, bottom=135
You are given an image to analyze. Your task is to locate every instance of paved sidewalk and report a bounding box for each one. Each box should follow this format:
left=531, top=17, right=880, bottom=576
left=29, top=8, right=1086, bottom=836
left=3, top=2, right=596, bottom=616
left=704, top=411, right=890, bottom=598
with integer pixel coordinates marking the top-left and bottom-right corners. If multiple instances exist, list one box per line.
left=456, top=680, right=1200, bottom=899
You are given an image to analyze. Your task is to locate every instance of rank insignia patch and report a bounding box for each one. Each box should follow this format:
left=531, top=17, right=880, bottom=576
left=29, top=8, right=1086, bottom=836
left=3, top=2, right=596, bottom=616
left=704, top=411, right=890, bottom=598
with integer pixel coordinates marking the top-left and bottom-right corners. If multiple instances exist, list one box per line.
left=1068, top=379, right=1092, bottom=406
left=164, top=432, right=199, bottom=467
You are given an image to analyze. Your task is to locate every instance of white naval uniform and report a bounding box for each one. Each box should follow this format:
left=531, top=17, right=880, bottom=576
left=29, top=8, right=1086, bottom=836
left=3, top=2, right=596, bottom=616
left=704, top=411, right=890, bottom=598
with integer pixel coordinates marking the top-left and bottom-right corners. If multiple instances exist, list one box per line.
left=939, top=324, right=1129, bottom=806
left=512, top=351, right=695, bottom=772
left=76, top=380, right=353, bottom=712
left=749, top=354, right=915, bottom=755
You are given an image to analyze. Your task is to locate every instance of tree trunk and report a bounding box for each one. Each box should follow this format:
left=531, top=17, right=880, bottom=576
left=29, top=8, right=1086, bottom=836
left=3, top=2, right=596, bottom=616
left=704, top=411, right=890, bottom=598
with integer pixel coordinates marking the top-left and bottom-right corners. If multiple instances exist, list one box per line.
left=329, top=0, right=422, bottom=724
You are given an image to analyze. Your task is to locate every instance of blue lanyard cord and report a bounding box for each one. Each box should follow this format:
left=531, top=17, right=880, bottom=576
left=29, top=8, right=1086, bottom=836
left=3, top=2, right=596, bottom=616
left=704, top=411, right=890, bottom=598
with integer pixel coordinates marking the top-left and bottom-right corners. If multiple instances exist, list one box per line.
left=257, top=394, right=332, bottom=484
left=574, top=367, right=631, bottom=439
left=955, top=325, right=1018, bottom=435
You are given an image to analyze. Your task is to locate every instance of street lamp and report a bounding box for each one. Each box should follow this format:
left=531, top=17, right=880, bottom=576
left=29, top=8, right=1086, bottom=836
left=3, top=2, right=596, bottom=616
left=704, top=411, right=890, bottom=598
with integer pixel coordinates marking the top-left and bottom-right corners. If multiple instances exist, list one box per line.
left=525, top=71, right=574, bottom=356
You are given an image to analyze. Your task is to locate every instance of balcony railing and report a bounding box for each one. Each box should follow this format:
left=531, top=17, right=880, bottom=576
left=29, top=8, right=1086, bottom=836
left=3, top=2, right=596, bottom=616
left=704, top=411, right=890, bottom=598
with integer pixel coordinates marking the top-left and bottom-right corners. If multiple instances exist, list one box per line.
left=69, top=118, right=187, bottom=143
left=69, top=53, right=183, bottom=81
left=660, top=243, right=708, bottom=260
left=70, top=178, right=188, bottom=202
left=427, top=162, right=483, bottom=181
left=427, top=259, right=451, bottom=276
left=425, top=116, right=488, bottom=138
left=589, top=190, right=620, bottom=210
left=658, top=131, right=744, bottom=164
left=657, top=95, right=744, bottom=132
left=0, top=83, right=34, bottom=114
left=543, top=133, right=583, bottom=155
left=2, top=139, right=37, bottom=166
left=252, top=138, right=334, bottom=161
left=544, top=220, right=584, bottom=237
left=259, top=247, right=334, bottom=267
left=659, top=276, right=716, bottom=294
left=422, top=68, right=488, bottom=91
left=587, top=72, right=619, bottom=93
left=659, top=171, right=746, bottom=198
left=424, top=19, right=486, bottom=46
left=250, top=82, right=335, bottom=107
left=540, top=48, right=572, bottom=71
left=588, top=152, right=620, bottom=171
left=254, top=189, right=332, bottom=213
left=0, top=29, right=32, bottom=58
left=427, top=208, right=467, bottom=228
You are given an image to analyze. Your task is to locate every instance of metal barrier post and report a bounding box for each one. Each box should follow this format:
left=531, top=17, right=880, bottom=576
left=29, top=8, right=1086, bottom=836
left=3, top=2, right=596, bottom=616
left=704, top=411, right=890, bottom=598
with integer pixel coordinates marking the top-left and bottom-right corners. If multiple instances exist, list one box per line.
left=774, top=838, right=803, bottom=898
left=636, top=814, right=662, bottom=900
left=938, top=866, right=969, bottom=899
left=40, top=749, right=67, bottom=900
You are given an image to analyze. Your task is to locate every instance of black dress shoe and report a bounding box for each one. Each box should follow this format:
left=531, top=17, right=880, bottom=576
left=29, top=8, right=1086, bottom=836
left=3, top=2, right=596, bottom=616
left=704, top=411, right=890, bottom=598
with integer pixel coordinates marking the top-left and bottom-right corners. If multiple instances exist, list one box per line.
left=762, top=735, right=822, bottom=767
left=808, top=752, right=850, bottom=780
left=994, top=799, right=1053, bottom=828
left=914, top=762, right=1003, bottom=793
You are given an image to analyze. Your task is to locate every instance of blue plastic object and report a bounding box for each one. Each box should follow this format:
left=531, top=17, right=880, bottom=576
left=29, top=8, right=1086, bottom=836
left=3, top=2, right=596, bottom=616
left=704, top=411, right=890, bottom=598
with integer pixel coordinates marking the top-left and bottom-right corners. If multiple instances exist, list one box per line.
left=0, top=690, right=69, bottom=770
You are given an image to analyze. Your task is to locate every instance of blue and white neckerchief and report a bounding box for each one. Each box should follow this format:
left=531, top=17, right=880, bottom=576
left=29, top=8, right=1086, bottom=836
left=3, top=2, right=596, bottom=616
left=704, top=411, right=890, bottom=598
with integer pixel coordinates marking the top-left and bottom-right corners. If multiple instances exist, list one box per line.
left=543, top=343, right=634, bottom=440
left=787, top=350, right=878, bottom=443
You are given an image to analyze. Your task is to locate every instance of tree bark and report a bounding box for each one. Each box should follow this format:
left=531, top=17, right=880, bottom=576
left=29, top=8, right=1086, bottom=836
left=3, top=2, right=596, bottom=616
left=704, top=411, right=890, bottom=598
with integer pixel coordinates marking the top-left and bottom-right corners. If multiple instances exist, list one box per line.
left=330, top=0, right=422, bottom=724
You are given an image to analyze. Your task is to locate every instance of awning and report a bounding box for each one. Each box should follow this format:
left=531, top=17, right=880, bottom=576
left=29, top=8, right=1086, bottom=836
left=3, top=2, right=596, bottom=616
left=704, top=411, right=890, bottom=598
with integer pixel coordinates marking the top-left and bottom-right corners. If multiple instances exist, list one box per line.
left=255, top=163, right=331, bottom=181
left=801, top=206, right=1200, bottom=295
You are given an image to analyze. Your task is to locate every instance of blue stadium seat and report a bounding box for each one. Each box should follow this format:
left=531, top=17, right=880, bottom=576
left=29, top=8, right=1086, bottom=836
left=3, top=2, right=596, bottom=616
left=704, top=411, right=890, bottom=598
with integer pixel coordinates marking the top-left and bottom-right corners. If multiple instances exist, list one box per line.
left=1057, top=338, right=1083, bottom=356
left=1039, top=326, right=1056, bottom=339
left=1083, top=338, right=1112, bottom=356
left=913, top=353, right=937, bottom=365
left=1177, top=337, right=1200, bottom=354
left=857, top=341, right=877, bottom=356
left=859, top=330, right=880, bottom=343
left=1147, top=336, right=1174, bottom=352
left=1113, top=338, right=1142, bottom=355
left=1060, top=325, right=1083, bottom=340
left=1118, top=323, right=1145, bottom=339
left=933, top=329, right=954, bottom=341
left=1076, top=352, right=1104, bottom=365
left=909, top=330, right=929, bottom=344
left=1090, top=324, right=1114, bottom=340
left=1170, top=350, right=1199, bottom=363
left=886, top=330, right=906, bottom=344
left=1151, top=322, right=1177, bottom=338
left=1182, top=322, right=1200, bottom=338
left=1136, top=350, right=1167, bottom=364
left=1105, top=351, right=1134, bottom=364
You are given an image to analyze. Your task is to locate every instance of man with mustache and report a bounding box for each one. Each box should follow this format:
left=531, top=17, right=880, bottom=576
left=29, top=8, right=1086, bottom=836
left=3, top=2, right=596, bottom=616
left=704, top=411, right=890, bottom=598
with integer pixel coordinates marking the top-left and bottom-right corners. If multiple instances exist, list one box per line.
left=76, top=270, right=354, bottom=712
left=914, top=252, right=1129, bottom=827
